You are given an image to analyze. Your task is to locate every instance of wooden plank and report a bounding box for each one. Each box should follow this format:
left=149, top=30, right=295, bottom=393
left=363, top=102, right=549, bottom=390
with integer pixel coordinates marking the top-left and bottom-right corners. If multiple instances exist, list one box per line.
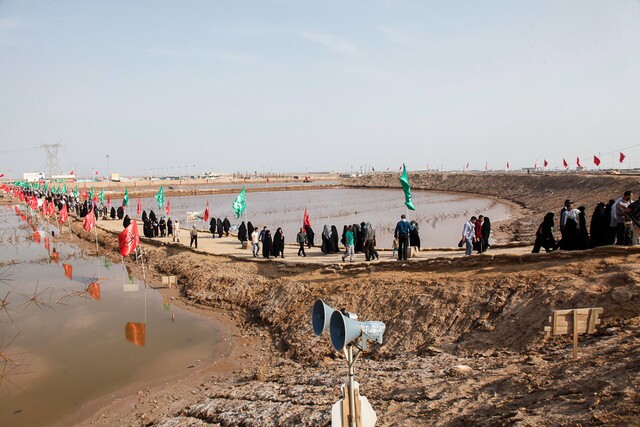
left=573, top=309, right=579, bottom=359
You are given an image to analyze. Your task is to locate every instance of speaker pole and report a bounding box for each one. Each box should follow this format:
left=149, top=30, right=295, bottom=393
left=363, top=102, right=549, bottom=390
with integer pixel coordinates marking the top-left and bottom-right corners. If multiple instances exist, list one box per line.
left=345, top=344, right=361, bottom=427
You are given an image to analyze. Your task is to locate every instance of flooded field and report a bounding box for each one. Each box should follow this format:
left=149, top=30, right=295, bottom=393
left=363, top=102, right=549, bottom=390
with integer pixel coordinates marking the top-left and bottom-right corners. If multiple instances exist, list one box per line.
left=0, top=206, right=225, bottom=427
left=141, top=187, right=511, bottom=248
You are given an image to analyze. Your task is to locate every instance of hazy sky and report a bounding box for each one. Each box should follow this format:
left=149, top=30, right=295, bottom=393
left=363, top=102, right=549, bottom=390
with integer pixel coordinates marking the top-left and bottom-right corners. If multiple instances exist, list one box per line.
left=1, top=0, right=639, bottom=178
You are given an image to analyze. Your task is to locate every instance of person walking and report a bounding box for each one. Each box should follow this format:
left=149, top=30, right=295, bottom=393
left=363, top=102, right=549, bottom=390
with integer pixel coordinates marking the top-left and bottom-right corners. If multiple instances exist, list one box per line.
left=614, top=191, right=633, bottom=245
left=190, top=225, right=198, bottom=248
left=173, top=220, right=180, bottom=242
left=363, top=222, right=379, bottom=261
left=251, top=225, right=260, bottom=257
left=394, top=214, right=414, bottom=261
left=532, top=212, right=557, bottom=253
left=296, top=227, right=307, bottom=257
left=461, top=216, right=477, bottom=256
left=273, top=228, right=285, bottom=258
left=341, top=225, right=355, bottom=262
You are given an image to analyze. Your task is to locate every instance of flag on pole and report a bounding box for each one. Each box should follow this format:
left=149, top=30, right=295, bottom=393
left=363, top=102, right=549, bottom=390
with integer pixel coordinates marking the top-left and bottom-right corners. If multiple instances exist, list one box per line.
left=89, top=187, right=95, bottom=200
left=165, top=199, right=171, bottom=215
left=62, top=184, right=67, bottom=194
left=63, top=264, right=73, bottom=280
left=29, top=195, right=38, bottom=210
left=59, top=204, right=69, bottom=223
left=42, top=200, right=48, bottom=216
left=136, top=199, right=142, bottom=215
left=232, top=187, right=247, bottom=219
left=95, top=170, right=99, bottom=176
left=123, top=188, right=129, bottom=207
left=544, top=159, right=548, bottom=167
left=0, top=173, right=4, bottom=178
left=107, top=194, right=111, bottom=207
left=99, top=188, right=105, bottom=204
left=83, top=208, right=96, bottom=232
left=46, top=201, right=55, bottom=216
left=70, top=170, right=74, bottom=175
left=563, top=159, right=568, bottom=168
left=620, top=152, right=626, bottom=163
left=303, top=208, right=311, bottom=227
left=81, top=189, right=88, bottom=201
left=203, top=202, right=210, bottom=222
left=155, top=186, right=165, bottom=209
left=73, top=187, right=79, bottom=199
left=465, top=163, right=470, bottom=169
left=594, top=155, right=601, bottom=166
left=576, top=157, right=581, bottom=168
left=399, top=164, right=415, bottom=210
left=118, top=219, right=140, bottom=256
left=506, top=162, right=510, bottom=170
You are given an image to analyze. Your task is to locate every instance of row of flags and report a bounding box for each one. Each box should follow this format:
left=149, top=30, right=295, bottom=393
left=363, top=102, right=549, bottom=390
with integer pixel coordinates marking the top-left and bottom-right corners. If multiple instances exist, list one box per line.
left=463, top=152, right=627, bottom=171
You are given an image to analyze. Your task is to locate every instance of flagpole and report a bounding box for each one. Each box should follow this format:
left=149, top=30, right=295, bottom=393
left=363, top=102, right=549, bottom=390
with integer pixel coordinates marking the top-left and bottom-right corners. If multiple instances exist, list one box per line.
left=140, top=247, right=147, bottom=289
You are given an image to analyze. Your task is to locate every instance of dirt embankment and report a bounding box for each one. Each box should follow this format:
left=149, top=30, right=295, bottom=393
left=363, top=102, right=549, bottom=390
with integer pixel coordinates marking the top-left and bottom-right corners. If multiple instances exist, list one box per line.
left=58, top=210, right=640, bottom=426
left=347, top=172, right=639, bottom=241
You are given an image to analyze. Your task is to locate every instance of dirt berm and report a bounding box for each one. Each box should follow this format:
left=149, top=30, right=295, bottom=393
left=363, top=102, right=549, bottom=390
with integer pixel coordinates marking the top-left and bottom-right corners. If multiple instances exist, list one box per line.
left=62, top=173, right=639, bottom=426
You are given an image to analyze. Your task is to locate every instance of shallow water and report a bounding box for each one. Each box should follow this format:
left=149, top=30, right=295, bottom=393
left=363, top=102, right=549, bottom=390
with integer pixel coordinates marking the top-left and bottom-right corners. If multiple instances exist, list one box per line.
left=139, top=187, right=511, bottom=248
left=0, top=206, right=224, bottom=427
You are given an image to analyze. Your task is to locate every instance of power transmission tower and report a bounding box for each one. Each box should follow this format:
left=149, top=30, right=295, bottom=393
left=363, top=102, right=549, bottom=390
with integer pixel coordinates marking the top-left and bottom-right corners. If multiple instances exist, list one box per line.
left=40, top=143, right=63, bottom=178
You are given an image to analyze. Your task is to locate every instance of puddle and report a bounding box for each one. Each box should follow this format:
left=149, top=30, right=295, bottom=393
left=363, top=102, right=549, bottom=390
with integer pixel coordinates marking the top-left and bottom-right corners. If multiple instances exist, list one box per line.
left=0, top=206, right=224, bottom=427
left=140, top=187, right=511, bottom=248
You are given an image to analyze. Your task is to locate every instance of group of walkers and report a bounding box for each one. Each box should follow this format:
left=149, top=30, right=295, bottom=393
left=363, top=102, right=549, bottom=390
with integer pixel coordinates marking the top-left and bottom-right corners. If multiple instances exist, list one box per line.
left=533, top=191, right=639, bottom=253
left=460, top=215, right=492, bottom=256
left=245, top=224, right=312, bottom=259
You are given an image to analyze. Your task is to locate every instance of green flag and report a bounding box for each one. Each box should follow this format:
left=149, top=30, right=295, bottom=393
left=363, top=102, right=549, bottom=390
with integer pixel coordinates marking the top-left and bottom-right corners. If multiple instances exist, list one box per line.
left=232, top=186, right=247, bottom=219
left=89, top=187, right=95, bottom=200
left=155, top=186, right=165, bottom=209
left=123, top=188, right=129, bottom=207
left=399, top=164, right=415, bottom=211
left=62, top=184, right=67, bottom=195
left=99, top=188, right=105, bottom=204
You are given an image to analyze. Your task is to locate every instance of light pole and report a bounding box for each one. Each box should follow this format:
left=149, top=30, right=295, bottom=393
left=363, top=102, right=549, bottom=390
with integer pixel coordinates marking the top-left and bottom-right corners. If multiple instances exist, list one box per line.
left=106, top=155, right=110, bottom=180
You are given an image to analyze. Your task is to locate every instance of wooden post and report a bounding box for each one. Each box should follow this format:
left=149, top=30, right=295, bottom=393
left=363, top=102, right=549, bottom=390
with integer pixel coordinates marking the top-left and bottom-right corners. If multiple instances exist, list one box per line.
left=572, top=309, right=579, bottom=359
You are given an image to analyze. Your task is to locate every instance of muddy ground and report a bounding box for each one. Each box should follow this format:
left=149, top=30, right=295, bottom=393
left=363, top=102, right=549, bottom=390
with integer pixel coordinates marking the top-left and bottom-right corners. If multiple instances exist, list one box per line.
left=8, top=172, right=639, bottom=426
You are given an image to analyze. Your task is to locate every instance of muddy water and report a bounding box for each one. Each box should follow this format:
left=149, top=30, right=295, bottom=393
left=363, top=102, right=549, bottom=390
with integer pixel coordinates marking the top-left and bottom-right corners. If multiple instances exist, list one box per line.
left=141, top=187, right=511, bottom=248
left=0, top=206, right=225, bottom=427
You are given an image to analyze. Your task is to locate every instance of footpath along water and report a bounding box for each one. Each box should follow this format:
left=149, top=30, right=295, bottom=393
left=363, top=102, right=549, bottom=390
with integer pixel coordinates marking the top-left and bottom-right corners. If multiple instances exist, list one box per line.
left=140, top=187, right=511, bottom=248
left=0, top=205, right=225, bottom=427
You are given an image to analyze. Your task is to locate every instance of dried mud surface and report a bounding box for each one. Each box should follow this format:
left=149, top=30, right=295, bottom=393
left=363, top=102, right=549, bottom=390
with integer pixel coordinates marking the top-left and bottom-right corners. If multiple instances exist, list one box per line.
left=15, top=173, right=640, bottom=426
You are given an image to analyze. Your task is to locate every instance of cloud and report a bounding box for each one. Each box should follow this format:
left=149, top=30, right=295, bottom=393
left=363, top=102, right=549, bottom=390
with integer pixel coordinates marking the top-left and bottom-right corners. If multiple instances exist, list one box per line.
left=296, top=30, right=358, bottom=53
left=147, top=47, right=259, bottom=65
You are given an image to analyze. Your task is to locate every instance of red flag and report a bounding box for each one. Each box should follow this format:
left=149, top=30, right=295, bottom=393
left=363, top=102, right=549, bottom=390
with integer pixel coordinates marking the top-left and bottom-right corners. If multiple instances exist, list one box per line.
left=136, top=199, right=142, bottom=215
left=107, top=194, right=111, bottom=206
left=543, top=159, right=548, bottom=167
left=506, top=162, right=510, bottom=170
left=576, top=157, right=581, bottom=168
left=594, top=155, right=601, bottom=166
left=63, top=264, right=73, bottom=280
left=50, top=250, right=59, bottom=263
left=83, top=208, right=96, bottom=232
left=59, top=204, right=69, bottom=223
left=165, top=199, right=171, bottom=215
left=42, top=200, right=48, bottom=216
left=118, top=219, right=140, bottom=256
left=303, top=208, right=311, bottom=227
left=399, top=166, right=402, bottom=170
left=70, top=170, right=74, bottom=175
left=46, top=201, right=55, bottom=217
left=465, top=163, right=469, bottom=169
left=87, top=283, right=101, bottom=301
left=125, top=322, right=146, bottom=347
left=19, top=192, right=24, bottom=202
left=29, top=196, right=38, bottom=210
left=95, top=170, right=99, bottom=175
left=0, top=173, right=4, bottom=178
left=386, top=166, right=390, bottom=171
left=81, top=189, right=88, bottom=201
left=563, top=158, right=568, bottom=168
left=33, top=231, right=41, bottom=243
left=203, top=202, right=210, bottom=222
left=620, top=152, right=626, bottom=163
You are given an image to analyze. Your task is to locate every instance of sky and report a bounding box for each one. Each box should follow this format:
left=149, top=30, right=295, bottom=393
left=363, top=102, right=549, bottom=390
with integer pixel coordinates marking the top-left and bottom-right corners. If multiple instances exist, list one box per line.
left=1, top=0, right=639, bottom=178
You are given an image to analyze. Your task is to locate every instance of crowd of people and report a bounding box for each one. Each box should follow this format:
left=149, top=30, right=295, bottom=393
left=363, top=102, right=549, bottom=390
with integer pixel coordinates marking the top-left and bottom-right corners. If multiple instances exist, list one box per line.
left=460, top=215, right=492, bottom=256
left=532, top=191, right=639, bottom=253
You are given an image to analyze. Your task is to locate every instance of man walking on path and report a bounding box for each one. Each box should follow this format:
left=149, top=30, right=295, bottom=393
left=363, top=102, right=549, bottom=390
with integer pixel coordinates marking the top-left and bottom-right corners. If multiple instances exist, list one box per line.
left=341, top=225, right=355, bottom=262
left=394, top=214, right=414, bottom=261
left=251, top=225, right=260, bottom=257
left=462, top=216, right=477, bottom=256
left=190, top=225, right=198, bottom=248
left=296, top=228, right=307, bottom=257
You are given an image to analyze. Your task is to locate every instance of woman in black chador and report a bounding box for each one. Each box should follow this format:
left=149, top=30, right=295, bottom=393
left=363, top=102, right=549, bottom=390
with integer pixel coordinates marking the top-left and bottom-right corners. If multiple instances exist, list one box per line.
left=604, top=199, right=617, bottom=245
left=340, top=225, right=348, bottom=247
left=209, top=218, right=217, bottom=238
left=532, top=212, right=557, bottom=253
left=142, top=210, right=148, bottom=223
left=122, top=215, right=131, bottom=229
left=590, top=203, right=608, bottom=248
left=238, top=222, right=247, bottom=243
left=409, top=221, right=421, bottom=250
left=304, top=224, right=314, bottom=248
left=117, top=206, right=124, bottom=220
left=223, top=218, right=231, bottom=236
left=272, top=227, right=285, bottom=258
left=149, top=210, right=157, bottom=223
left=167, top=218, right=173, bottom=236
left=216, top=218, right=224, bottom=238
left=353, top=223, right=362, bottom=253
left=159, top=217, right=166, bottom=237
left=577, top=206, right=589, bottom=250
left=247, top=222, right=254, bottom=240
left=331, top=225, right=340, bottom=253
left=262, top=230, right=273, bottom=258
left=143, top=219, right=153, bottom=238
left=321, top=225, right=332, bottom=254
left=110, top=206, right=116, bottom=219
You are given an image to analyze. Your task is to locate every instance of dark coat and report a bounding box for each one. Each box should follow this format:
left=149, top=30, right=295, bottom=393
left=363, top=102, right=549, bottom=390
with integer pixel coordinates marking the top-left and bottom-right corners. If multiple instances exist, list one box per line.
left=216, top=218, right=224, bottom=238
left=304, top=225, right=314, bottom=248
left=110, top=207, right=116, bottom=219
left=123, top=215, right=131, bottom=229
left=223, top=218, right=231, bottom=236
left=590, top=203, right=609, bottom=248
left=238, top=222, right=247, bottom=242
left=331, top=225, right=340, bottom=253
left=209, top=218, right=216, bottom=236
left=117, top=206, right=124, bottom=220
left=167, top=219, right=173, bottom=235
left=262, top=231, right=273, bottom=258
left=142, top=210, right=148, bottom=222
left=272, top=229, right=284, bottom=256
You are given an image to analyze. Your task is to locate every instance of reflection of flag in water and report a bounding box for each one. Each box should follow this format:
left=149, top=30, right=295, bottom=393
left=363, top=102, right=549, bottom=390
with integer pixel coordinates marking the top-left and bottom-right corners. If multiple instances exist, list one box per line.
left=125, top=322, right=146, bottom=347
left=33, top=231, right=41, bottom=243
left=50, top=249, right=59, bottom=263
left=44, top=237, right=50, bottom=251
left=87, top=283, right=101, bottom=301
left=104, top=257, right=110, bottom=268
left=63, top=263, right=73, bottom=280
left=162, top=296, right=170, bottom=310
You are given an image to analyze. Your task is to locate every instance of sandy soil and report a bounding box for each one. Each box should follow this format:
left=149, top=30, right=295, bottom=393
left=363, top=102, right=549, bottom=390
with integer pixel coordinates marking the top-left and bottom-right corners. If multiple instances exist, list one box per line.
left=6, top=173, right=640, bottom=426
